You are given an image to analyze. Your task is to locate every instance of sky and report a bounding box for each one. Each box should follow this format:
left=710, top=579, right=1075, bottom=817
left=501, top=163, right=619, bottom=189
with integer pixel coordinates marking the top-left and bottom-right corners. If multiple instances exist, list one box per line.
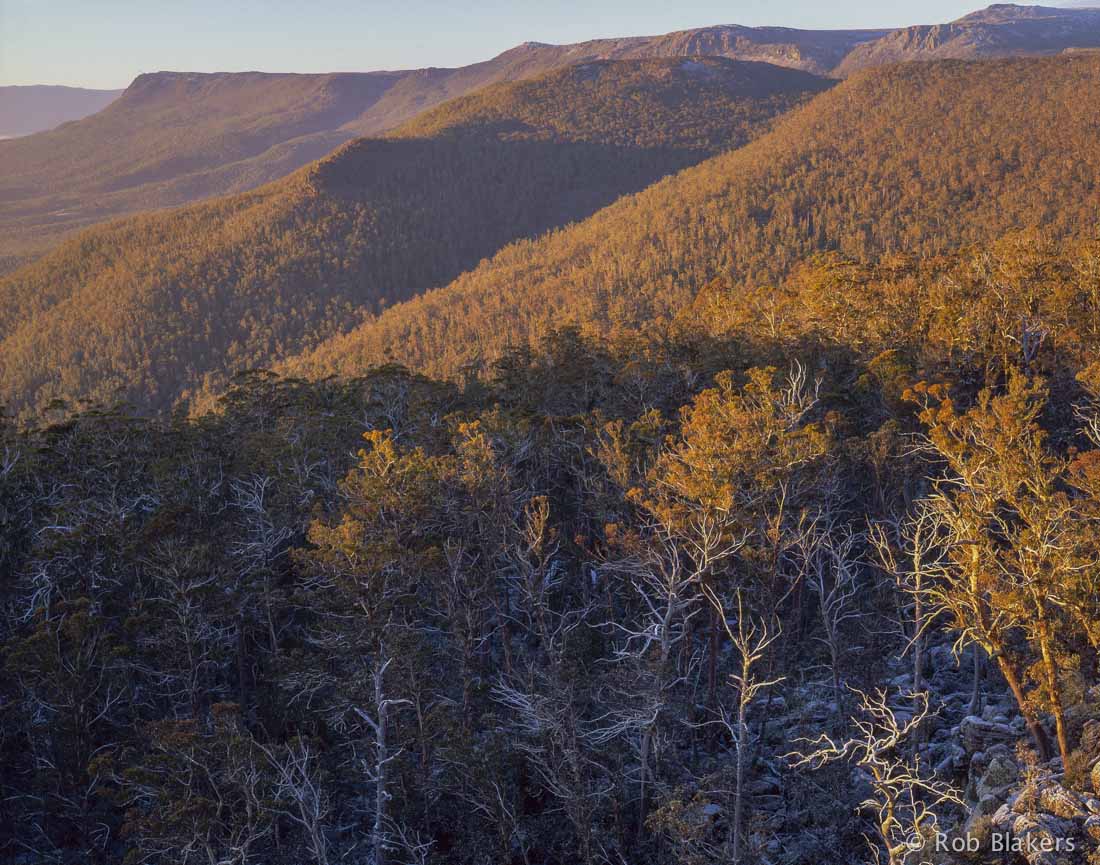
left=0, top=0, right=1029, bottom=89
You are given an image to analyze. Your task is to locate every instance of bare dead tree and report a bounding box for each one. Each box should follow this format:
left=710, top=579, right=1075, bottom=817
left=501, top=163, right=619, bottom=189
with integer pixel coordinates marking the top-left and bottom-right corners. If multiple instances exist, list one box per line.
left=492, top=680, right=612, bottom=865
left=595, top=528, right=703, bottom=843
left=796, top=517, right=862, bottom=716
left=230, top=474, right=294, bottom=655
left=354, top=649, right=411, bottom=865
left=869, top=503, right=949, bottom=753
left=790, top=689, right=962, bottom=865
left=262, top=738, right=331, bottom=865
left=701, top=586, right=784, bottom=865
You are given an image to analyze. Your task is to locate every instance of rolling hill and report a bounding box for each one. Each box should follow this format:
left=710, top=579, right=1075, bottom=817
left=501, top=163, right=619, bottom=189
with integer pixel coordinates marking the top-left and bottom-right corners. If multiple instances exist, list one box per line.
left=280, top=53, right=1100, bottom=384
left=0, top=85, right=123, bottom=137
left=0, top=71, right=402, bottom=269
left=0, top=58, right=830, bottom=417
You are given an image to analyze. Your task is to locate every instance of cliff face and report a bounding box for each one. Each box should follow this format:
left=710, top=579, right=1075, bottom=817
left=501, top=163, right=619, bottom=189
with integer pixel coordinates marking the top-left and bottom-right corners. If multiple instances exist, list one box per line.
left=836, top=5, right=1100, bottom=74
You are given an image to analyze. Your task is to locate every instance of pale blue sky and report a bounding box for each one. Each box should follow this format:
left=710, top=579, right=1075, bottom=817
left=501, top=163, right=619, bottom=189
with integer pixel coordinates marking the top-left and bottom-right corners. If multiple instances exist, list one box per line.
left=1, top=0, right=1010, bottom=89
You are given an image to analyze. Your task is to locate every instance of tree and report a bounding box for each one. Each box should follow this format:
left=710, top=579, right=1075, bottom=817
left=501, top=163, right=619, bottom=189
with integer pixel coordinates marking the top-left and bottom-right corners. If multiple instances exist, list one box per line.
left=912, top=373, right=1089, bottom=764
left=791, top=689, right=962, bottom=865
left=703, top=588, right=784, bottom=865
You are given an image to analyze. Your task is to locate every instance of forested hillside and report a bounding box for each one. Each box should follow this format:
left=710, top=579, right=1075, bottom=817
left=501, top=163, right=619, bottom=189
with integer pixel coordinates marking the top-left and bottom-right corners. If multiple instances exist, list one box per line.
left=0, top=71, right=403, bottom=266
left=0, top=24, right=872, bottom=268
left=6, top=4, right=1100, bottom=272
left=284, top=54, right=1100, bottom=383
left=5, top=229, right=1100, bottom=864
left=0, top=59, right=829, bottom=418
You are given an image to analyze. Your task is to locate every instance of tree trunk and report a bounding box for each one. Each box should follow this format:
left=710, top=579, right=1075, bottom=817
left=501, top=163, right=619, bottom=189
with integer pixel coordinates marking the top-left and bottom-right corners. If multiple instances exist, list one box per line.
left=732, top=693, right=747, bottom=865
left=968, top=646, right=982, bottom=717
left=1036, top=616, right=1071, bottom=766
left=709, top=605, right=719, bottom=714
left=997, top=653, right=1051, bottom=761
left=637, top=726, right=651, bottom=844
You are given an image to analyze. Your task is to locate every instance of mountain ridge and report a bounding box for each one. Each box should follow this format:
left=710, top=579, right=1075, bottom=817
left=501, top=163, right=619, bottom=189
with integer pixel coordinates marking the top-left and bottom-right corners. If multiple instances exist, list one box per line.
left=0, top=58, right=830, bottom=417
left=5, top=4, right=1100, bottom=270
left=837, top=3, right=1100, bottom=73
left=279, top=53, right=1100, bottom=385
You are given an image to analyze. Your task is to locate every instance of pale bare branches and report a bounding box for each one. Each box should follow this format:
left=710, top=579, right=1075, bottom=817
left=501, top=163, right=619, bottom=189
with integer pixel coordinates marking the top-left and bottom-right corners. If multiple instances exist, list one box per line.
left=789, top=688, right=962, bottom=865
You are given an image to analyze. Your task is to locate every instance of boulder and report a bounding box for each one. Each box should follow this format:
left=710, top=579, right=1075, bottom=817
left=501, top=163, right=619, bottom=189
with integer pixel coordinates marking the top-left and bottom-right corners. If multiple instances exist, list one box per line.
left=1037, top=783, right=1087, bottom=820
left=1008, top=814, right=1071, bottom=865
left=1080, top=719, right=1100, bottom=759
left=977, top=754, right=1019, bottom=802
left=934, top=742, right=965, bottom=778
left=959, top=715, right=1018, bottom=754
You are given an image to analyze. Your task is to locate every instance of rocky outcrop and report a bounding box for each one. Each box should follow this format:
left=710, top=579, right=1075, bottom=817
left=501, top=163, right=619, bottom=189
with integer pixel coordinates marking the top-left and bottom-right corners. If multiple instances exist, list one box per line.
left=990, top=778, right=1097, bottom=864
left=835, top=5, right=1100, bottom=75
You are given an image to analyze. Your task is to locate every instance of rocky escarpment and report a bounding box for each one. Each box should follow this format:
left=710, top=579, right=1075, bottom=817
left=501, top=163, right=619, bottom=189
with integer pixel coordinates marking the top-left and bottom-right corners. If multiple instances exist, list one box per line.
left=836, top=5, right=1100, bottom=74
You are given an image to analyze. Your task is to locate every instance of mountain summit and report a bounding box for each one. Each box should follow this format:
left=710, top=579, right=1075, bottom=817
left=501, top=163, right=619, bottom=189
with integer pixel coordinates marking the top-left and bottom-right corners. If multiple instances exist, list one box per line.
left=836, top=3, right=1100, bottom=73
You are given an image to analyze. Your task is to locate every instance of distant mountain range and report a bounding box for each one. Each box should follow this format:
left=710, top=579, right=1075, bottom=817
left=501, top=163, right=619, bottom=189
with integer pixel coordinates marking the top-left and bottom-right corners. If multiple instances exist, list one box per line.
left=0, top=28, right=876, bottom=269
left=5, top=4, right=1099, bottom=270
left=0, top=85, right=122, bottom=138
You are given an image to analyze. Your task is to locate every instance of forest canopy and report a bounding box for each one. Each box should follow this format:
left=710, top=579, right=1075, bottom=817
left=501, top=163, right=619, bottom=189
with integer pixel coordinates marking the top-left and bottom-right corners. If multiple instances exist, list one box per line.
left=3, top=228, right=1100, bottom=863
left=0, top=58, right=828, bottom=420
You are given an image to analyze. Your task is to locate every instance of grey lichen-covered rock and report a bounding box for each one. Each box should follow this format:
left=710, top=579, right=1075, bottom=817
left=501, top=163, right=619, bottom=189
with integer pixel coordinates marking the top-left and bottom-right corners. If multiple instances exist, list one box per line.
left=1077, top=719, right=1100, bottom=759
left=1012, top=784, right=1040, bottom=814
left=933, top=742, right=965, bottom=777
left=1008, top=813, right=1068, bottom=865
left=1037, top=784, right=1088, bottom=820
left=970, top=754, right=1020, bottom=825
left=977, top=754, right=1019, bottom=798
left=959, top=715, right=1018, bottom=754
left=989, top=777, right=1096, bottom=864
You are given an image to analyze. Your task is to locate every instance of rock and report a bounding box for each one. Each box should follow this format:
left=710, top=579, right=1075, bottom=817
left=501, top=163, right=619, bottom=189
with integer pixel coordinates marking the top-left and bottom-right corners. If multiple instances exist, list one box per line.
left=992, top=801, right=1015, bottom=827
left=1079, top=719, right=1100, bottom=756
left=1083, top=796, right=1100, bottom=815
left=749, top=775, right=780, bottom=795
left=1008, top=813, right=1072, bottom=865
left=1037, top=783, right=1087, bottom=820
left=977, top=754, right=1019, bottom=802
left=1013, top=785, right=1040, bottom=814
left=1086, top=814, right=1100, bottom=843
left=924, top=713, right=946, bottom=737
left=751, top=794, right=783, bottom=813
left=960, top=715, right=1018, bottom=754
left=1092, top=759, right=1100, bottom=796
left=934, top=743, right=965, bottom=778
left=976, top=793, right=1005, bottom=817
